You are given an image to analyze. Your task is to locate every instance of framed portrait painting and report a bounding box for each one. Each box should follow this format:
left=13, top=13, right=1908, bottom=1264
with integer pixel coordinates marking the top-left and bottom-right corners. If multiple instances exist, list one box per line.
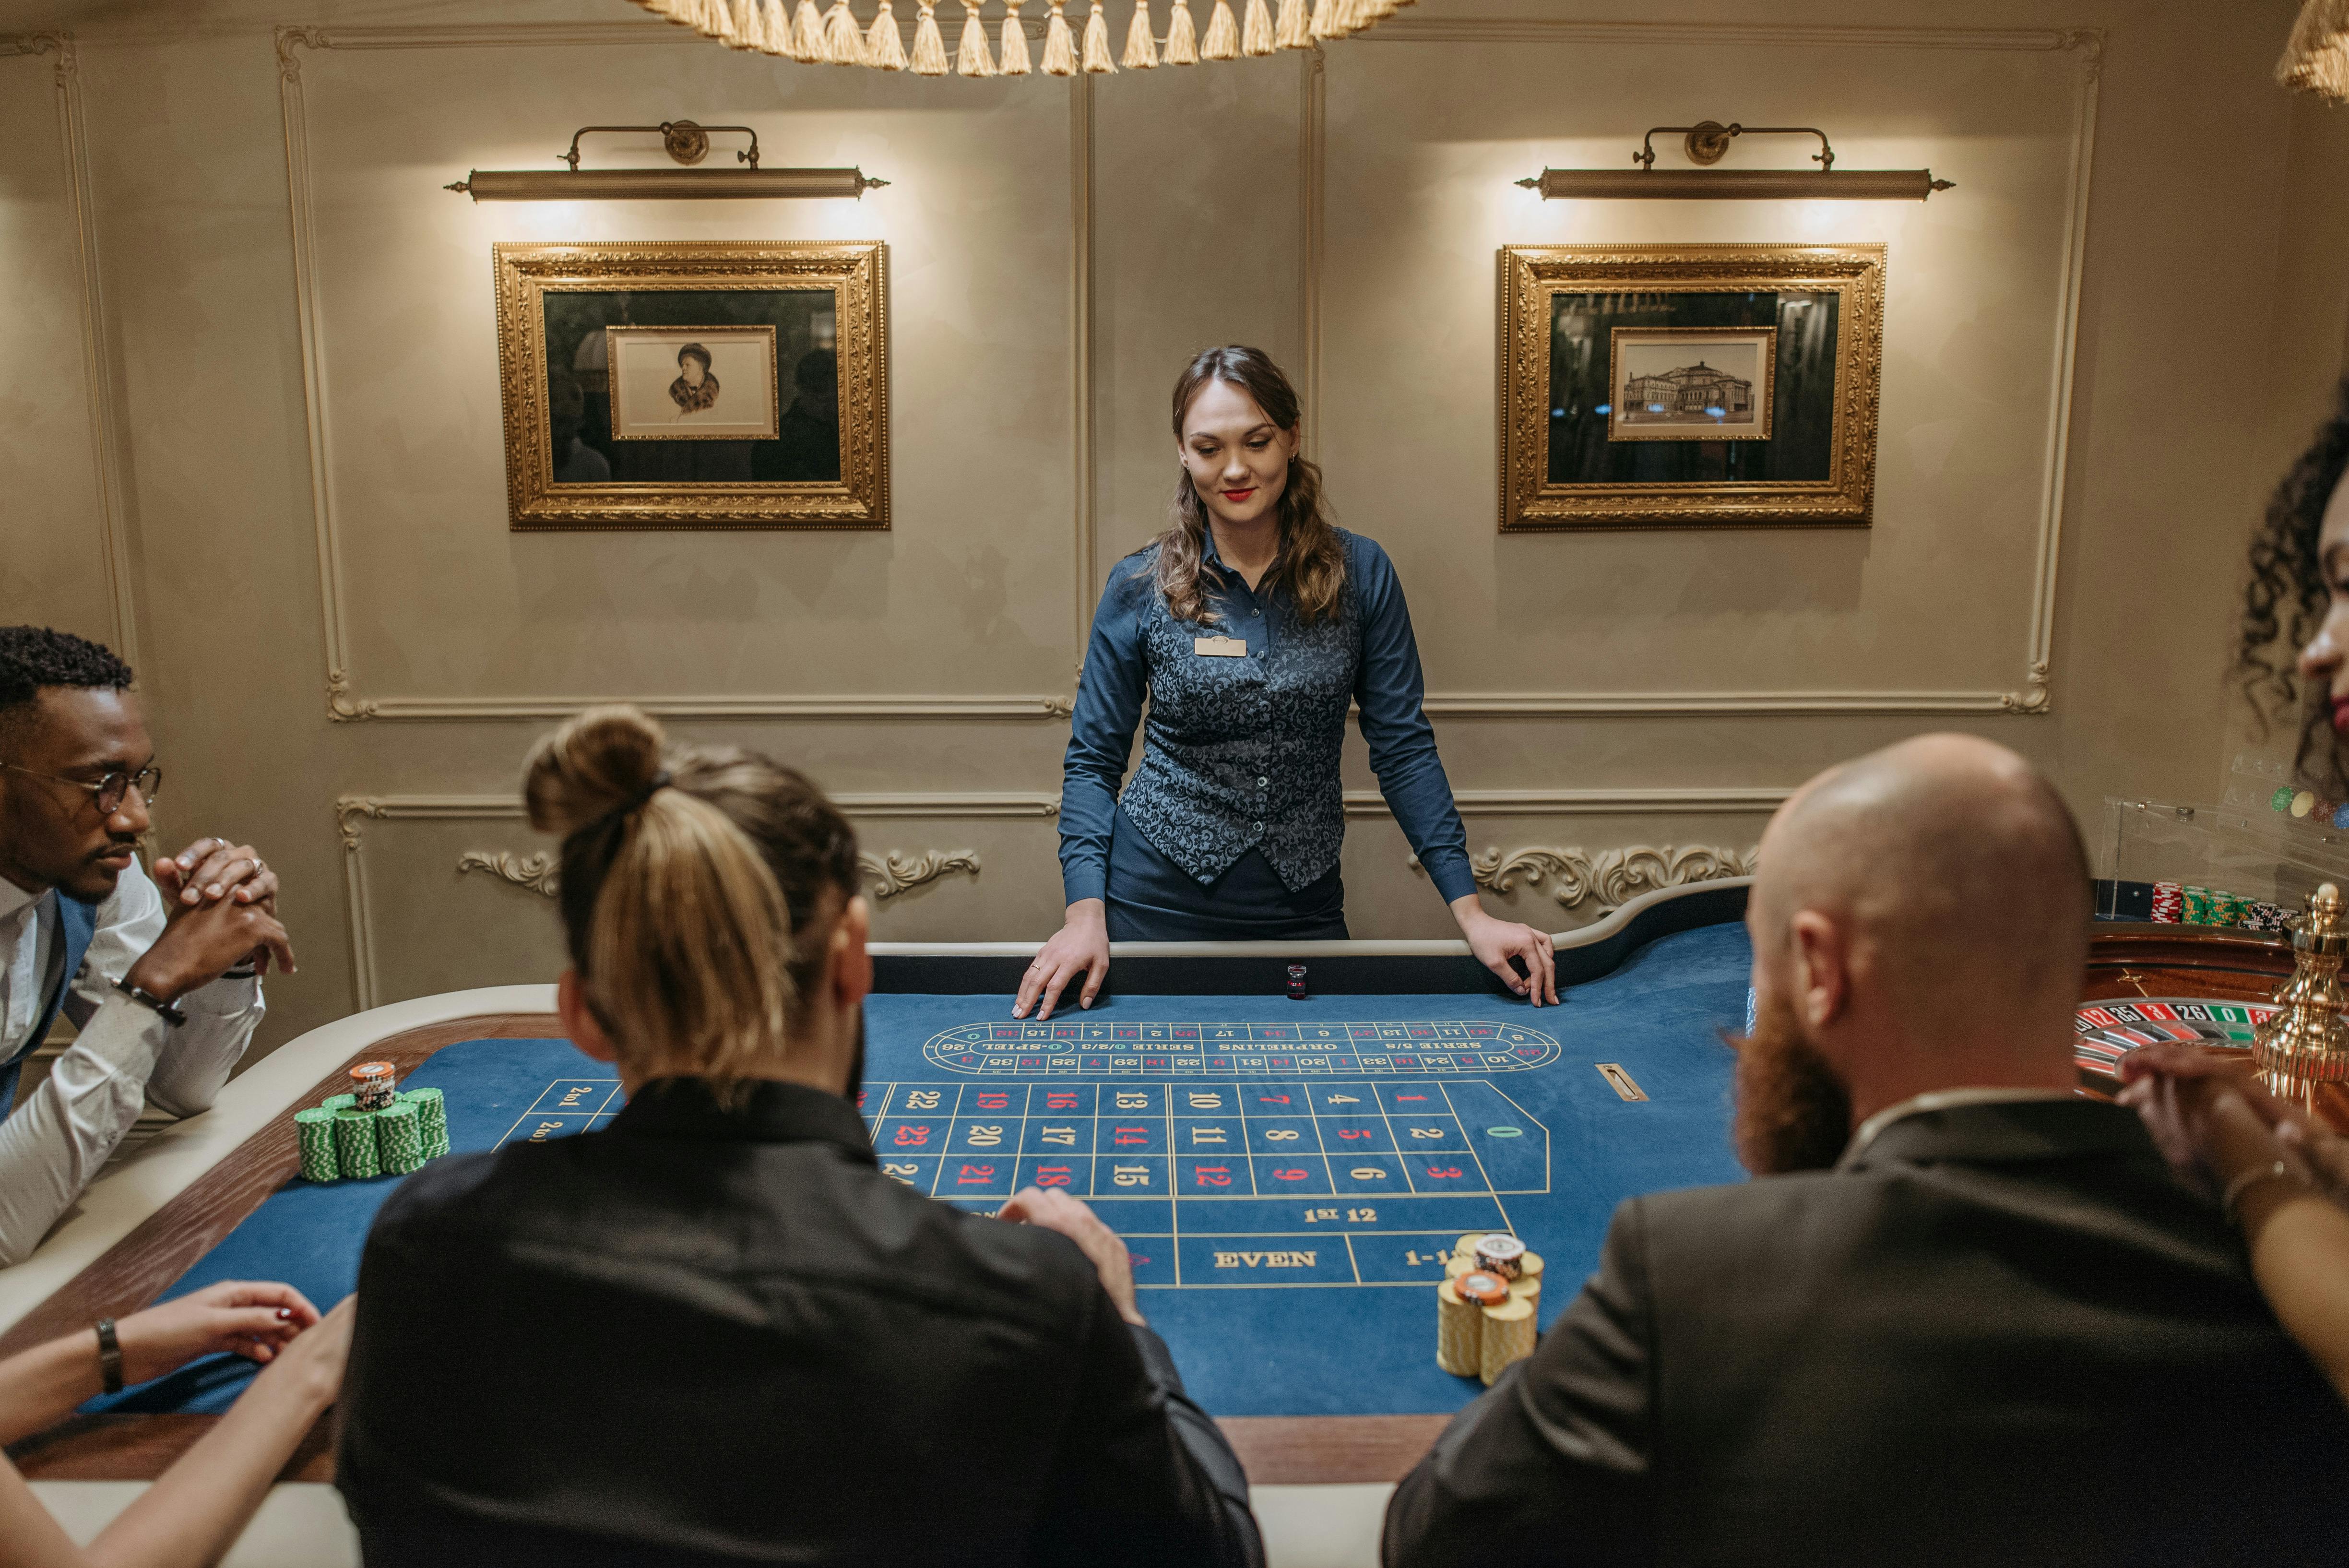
left=493, top=240, right=887, bottom=530
left=1499, top=244, right=1884, bottom=529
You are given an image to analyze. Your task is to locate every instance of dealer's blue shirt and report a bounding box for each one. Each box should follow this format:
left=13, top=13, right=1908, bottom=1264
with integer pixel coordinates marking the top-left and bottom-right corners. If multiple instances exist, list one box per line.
left=1061, top=526, right=1476, bottom=908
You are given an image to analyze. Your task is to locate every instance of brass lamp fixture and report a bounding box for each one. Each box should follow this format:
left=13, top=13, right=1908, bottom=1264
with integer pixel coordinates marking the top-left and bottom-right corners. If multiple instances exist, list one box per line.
left=2252, top=881, right=2349, bottom=1114
left=446, top=120, right=887, bottom=202
left=1518, top=121, right=1954, bottom=202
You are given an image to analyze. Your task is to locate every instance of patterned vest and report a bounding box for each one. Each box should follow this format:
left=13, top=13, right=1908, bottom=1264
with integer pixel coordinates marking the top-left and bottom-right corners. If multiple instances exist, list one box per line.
left=0, top=893, right=100, bottom=1121
left=1118, top=540, right=1363, bottom=891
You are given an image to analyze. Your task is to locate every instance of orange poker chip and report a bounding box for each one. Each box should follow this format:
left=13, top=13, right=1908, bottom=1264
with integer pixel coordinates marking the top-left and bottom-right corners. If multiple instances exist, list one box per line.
left=1455, top=1271, right=1510, bottom=1308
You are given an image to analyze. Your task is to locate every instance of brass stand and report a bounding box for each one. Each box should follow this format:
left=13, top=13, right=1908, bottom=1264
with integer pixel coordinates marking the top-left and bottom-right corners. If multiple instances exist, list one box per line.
left=2253, top=882, right=2349, bottom=1113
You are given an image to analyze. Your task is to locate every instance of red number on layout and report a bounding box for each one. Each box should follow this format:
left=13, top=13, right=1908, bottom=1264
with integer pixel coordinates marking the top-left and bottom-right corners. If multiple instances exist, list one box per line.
left=1258, top=1093, right=1291, bottom=1105
left=1425, top=1166, right=1464, bottom=1179
left=976, top=1093, right=1010, bottom=1110
left=1271, top=1168, right=1308, bottom=1181
left=1113, top=1127, right=1151, bottom=1145
left=1036, top=1165, right=1075, bottom=1187
left=893, top=1126, right=931, bottom=1146
left=1337, top=1128, right=1370, bottom=1140
left=1046, top=1093, right=1079, bottom=1109
left=1194, top=1165, right=1233, bottom=1187
left=1397, top=1094, right=1428, bottom=1103
left=957, top=1164, right=996, bottom=1184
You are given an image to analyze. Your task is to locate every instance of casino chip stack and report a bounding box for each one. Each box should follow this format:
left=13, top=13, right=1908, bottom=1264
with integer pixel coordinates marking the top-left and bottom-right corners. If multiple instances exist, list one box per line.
left=2150, top=882, right=2183, bottom=924
left=296, top=1064, right=451, bottom=1184
left=1436, top=1233, right=1545, bottom=1385
left=295, top=1107, right=339, bottom=1183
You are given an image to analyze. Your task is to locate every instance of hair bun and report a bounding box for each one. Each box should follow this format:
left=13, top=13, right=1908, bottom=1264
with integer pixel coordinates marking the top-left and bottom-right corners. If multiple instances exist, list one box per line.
left=524, top=704, right=670, bottom=838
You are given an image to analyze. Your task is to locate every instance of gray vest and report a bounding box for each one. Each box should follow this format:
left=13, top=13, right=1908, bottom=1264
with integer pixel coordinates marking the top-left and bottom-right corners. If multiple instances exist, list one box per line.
left=1118, top=543, right=1362, bottom=891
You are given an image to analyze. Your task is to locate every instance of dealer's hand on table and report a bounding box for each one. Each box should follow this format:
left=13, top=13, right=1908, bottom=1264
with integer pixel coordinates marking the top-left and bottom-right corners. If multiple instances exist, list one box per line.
left=1014, top=899, right=1111, bottom=1020
left=2120, top=1041, right=2349, bottom=1210
left=1000, top=1185, right=1147, bottom=1327
left=112, top=1280, right=322, bottom=1383
left=1451, top=899, right=1558, bottom=1007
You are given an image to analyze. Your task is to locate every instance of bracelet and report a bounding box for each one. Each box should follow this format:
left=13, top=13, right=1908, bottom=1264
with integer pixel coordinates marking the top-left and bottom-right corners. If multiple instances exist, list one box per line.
left=112, top=977, right=186, bottom=1028
left=2221, top=1160, right=2304, bottom=1225
left=95, top=1318, right=122, bottom=1394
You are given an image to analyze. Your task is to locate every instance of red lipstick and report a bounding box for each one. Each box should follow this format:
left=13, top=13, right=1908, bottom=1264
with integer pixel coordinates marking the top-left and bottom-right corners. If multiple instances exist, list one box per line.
left=2332, top=695, right=2349, bottom=734
left=1221, top=487, right=1256, bottom=502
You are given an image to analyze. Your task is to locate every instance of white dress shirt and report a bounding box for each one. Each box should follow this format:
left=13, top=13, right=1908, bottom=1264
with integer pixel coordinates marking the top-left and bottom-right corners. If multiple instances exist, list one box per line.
left=0, top=857, right=262, bottom=1266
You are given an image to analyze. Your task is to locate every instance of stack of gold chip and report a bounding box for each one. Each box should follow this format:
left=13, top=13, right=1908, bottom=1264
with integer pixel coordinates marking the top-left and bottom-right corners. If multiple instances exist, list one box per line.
left=1435, top=1233, right=1546, bottom=1383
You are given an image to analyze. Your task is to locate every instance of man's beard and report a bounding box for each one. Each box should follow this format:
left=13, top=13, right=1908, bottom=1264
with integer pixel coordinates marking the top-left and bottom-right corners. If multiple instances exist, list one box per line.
left=1729, top=989, right=1855, bottom=1175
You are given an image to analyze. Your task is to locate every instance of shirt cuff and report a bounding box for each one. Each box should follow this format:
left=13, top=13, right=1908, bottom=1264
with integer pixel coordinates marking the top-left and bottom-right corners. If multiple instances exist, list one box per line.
left=1423, top=851, right=1480, bottom=905
left=1063, top=866, right=1109, bottom=906
left=178, top=973, right=263, bottom=1018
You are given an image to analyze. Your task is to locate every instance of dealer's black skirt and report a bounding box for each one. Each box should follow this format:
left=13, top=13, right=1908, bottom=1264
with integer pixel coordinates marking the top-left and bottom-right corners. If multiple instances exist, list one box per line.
left=1105, top=803, right=1350, bottom=942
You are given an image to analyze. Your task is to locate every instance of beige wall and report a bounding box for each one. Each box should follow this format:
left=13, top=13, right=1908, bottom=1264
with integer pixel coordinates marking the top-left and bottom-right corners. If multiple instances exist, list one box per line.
left=0, top=0, right=2341, bottom=1055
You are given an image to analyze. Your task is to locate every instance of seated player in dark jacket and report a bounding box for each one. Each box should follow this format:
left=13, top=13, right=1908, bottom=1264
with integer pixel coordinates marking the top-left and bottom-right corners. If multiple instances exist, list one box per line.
left=336, top=705, right=1262, bottom=1568
left=1384, top=734, right=2349, bottom=1568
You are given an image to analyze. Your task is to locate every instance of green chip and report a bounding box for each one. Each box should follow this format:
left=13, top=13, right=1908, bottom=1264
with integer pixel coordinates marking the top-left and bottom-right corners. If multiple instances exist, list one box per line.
left=295, top=1106, right=341, bottom=1182
left=333, top=1107, right=381, bottom=1178
left=323, top=1093, right=356, bottom=1114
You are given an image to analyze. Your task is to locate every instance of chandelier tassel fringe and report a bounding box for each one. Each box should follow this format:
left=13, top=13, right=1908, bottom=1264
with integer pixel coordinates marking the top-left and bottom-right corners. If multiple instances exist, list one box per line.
left=2280, top=0, right=2349, bottom=100
left=1122, top=0, right=1158, bottom=66
left=824, top=0, right=870, bottom=63
left=1163, top=0, right=1198, bottom=61
left=999, top=0, right=1032, bottom=71
left=956, top=0, right=997, bottom=73
left=1275, top=0, right=1309, bottom=49
left=698, top=0, right=736, bottom=39
left=789, top=0, right=826, bottom=58
left=754, top=0, right=791, bottom=51
left=1307, top=0, right=1343, bottom=39
left=1083, top=0, right=1118, bottom=70
left=912, top=0, right=950, bottom=72
left=1043, top=0, right=1078, bottom=73
left=1240, top=0, right=1274, bottom=54
left=1201, top=0, right=1239, bottom=57
left=867, top=0, right=908, bottom=67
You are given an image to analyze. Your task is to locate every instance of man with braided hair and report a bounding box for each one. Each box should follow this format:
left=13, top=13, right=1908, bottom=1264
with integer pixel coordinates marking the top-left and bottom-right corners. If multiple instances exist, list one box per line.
left=0, top=627, right=294, bottom=1266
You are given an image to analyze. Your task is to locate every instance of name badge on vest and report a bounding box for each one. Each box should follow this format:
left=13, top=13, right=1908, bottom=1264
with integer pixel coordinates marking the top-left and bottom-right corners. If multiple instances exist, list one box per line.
left=1194, top=636, right=1248, bottom=657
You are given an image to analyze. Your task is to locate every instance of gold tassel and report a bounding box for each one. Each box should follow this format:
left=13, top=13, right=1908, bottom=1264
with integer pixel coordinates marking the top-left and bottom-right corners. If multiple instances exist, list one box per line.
left=2279, top=0, right=2349, bottom=101
left=753, top=0, right=790, bottom=50
left=1122, top=0, right=1158, bottom=66
left=790, top=0, right=826, bottom=56
left=1308, top=0, right=1343, bottom=38
left=707, top=0, right=741, bottom=40
left=1275, top=0, right=1308, bottom=48
left=912, top=0, right=949, bottom=72
left=639, top=0, right=690, bottom=22
left=824, top=0, right=869, bottom=63
left=730, top=0, right=763, bottom=46
left=999, top=0, right=1032, bottom=71
left=1083, top=0, right=1117, bottom=70
left=956, top=0, right=997, bottom=73
left=1043, top=0, right=1077, bottom=73
left=1200, top=0, right=1238, bottom=57
left=868, top=0, right=907, bottom=67
left=1241, top=0, right=1274, bottom=54
left=1162, top=0, right=1198, bottom=61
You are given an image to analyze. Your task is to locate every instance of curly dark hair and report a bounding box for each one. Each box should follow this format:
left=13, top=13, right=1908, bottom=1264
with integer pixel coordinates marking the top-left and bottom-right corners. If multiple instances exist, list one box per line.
left=0, top=626, right=133, bottom=715
left=2241, top=380, right=2349, bottom=791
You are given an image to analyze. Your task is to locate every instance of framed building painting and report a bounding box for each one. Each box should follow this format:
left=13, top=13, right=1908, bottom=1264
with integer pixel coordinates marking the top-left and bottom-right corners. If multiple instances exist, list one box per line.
left=1499, top=243, right=1885, bottom=529
left=493, top=240, right=888, bottom=530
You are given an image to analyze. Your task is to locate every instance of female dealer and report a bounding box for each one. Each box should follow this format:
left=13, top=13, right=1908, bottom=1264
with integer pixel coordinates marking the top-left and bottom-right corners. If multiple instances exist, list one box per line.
left=1016, top=345, right=1557, bottom=1020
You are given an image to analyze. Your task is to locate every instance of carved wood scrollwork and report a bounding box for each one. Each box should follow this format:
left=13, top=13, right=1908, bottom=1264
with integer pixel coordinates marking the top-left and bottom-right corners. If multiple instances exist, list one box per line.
left=1420, top=843, right=1759, bottom=910
left=455, top=848, right=981, bottom=901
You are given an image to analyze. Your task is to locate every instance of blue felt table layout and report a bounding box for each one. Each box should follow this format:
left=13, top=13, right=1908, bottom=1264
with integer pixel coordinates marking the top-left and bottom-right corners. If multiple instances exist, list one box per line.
left=90, top=921, right=1749, bottom=1419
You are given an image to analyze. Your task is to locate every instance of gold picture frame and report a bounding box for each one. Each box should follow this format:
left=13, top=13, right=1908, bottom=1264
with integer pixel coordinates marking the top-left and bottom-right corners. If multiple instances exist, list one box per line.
left=1499, top=243, right=1884, bottom=530
left=493, top=240, right=888, bottom=531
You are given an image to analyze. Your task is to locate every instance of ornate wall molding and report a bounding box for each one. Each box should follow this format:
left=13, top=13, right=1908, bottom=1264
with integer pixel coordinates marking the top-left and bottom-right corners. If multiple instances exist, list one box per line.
left=1418, top=843, right=1760, bottom=911
left=276, top=23, right=1082, bottom=724
left=1345, top=785, right=1788, bottom=817
left=5, top=33, right=139, bottom=669
left=1312, top=22, right=2100, bottom=717
left=338, top=790, right=1046, bottom=1008
left=454, top=845, right=979, bottom=902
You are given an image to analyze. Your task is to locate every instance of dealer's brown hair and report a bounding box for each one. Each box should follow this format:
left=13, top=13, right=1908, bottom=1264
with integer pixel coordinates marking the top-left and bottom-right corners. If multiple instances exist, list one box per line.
left=1151, top=345, right=1345, bottom=627
left=524, top=705, right=860, bottom=1099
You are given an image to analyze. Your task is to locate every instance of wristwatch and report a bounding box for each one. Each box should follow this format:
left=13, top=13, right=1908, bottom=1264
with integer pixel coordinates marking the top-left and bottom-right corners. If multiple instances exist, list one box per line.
left=95, top=1318, right=123, bottom=1394
left=113, top=977, right=187, bottom=1028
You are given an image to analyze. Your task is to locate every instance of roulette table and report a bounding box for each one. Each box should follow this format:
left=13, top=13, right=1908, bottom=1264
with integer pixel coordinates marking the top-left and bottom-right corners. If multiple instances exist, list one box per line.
left=0, top=881, right=2318, bottom=1499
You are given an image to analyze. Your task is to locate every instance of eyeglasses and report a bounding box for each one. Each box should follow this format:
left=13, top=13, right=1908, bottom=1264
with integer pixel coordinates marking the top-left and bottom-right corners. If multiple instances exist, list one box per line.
left=0, top=762, right=163, bottom=816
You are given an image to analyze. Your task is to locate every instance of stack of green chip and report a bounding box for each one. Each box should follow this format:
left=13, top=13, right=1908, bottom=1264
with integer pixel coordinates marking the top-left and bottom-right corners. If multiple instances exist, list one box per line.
left=376, top=1099, right=426, bottom=1175
left=323, top=1093, right=357, bottom=1114
left=401, top=1087, right=451, bottom=1160
left=295, top=1106, right=339, bottom=1182
left=333, top=1106, right=381, bottom=1179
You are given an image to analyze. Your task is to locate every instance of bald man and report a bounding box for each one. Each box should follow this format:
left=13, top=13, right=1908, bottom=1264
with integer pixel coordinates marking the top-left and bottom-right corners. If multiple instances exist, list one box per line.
left=1383, top=736, right=2349, bottom=1568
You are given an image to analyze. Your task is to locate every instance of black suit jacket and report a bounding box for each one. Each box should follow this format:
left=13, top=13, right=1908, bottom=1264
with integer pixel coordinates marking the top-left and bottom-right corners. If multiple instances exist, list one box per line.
left=337, top=1077, right=1260, bottom=1568
left=1385, top=1099, right=2349, bottom=1568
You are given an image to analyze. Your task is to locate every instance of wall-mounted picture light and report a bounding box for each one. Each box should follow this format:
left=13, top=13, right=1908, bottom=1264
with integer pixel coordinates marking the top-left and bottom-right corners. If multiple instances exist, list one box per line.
left=1518, top=121, right=1953, bottom=202
left=447, top=120, right=888, bottom=201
